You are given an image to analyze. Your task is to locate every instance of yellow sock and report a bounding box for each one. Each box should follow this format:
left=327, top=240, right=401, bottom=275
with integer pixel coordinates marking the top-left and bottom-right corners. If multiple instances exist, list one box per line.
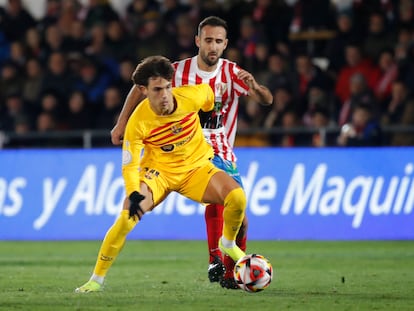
left=93, top=210, right=138, bottom=277
left=222, top=188, right=246, bottom=241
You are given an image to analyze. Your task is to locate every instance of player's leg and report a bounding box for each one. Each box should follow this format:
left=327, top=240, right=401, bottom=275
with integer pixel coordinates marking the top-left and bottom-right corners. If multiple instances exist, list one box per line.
left=207, top=156, right=248, bottom=288
left=205, top=203, right=225, bottom=282
left=75, top=181, right=156, bottom=293
left=221, top=216, right=248, bottom=289
left=185, top=168, right=246, bottom=260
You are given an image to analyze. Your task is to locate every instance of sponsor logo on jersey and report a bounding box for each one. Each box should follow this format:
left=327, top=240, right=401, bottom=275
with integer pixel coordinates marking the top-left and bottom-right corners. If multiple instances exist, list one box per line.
left=161, top=144, right=174, bottom=152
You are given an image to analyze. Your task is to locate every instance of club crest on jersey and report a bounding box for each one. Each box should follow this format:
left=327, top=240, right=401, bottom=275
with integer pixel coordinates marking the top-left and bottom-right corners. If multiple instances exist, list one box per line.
left=215, top=82, right=227, bottom=96
left=171, top=123, right=183, bottom=134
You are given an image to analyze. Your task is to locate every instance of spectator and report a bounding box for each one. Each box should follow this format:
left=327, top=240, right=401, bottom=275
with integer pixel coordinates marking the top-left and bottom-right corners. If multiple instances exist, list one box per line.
left=291, top=53, right=333, bottom=116
left=374, top=48, right=399, bottom=105
left=41, top=51, right=75, bottom=103
left=381, top=80, right=411, bottom=126
left=264, top=86, right=298, bottom=146
left=0, top=94, right=28, bottom=131
left=161, top=0, right=191, bottom=36
left=133, top=11, right=173, bottom=60
left=0, top=60, right=23, bottom=103
left=24, top=27, right=43, bottom=59
left=264, top=53, right=293, bottom=94
left=279, top=109, right=309, bottom=147
left=308, top=107, right=334, bottom=147
left=250, top=41, right=270, bottom=82
left=391, top=99, right=414, bottom=146
left=79, top=0, right=119, bottom=29
left=22, top=58, right=44, bottom=112
left=65, top=90, right=91, bottom=130
left=236, top=16, right=262, bottom=72
left=338, top=72, right=377, bottom=126
left=114, top=58, right=135, bottom=100
left=337, top=103, right=382, bottom=147
left=302, top=84, right=333, bottom=127
left=95, top=86, right=122, bottom=129
left=335, top=43, right=381, bottom=105
left=62, top=19, right=88, bottom=54
left=104, top=20, right=135, bottom=62
left=124, top=0, right=160, bottom=34
left=223, top=45, right=243, bottom=64
left=39, top=91, right=66, bottom=129
left=325, top=11, right=361, bottom=75
left=362, top=11, right=395, bottom=61
left=74, top=56, right=112, bottom=109
left=8, top=40, right=26, bottom=67
left=169, top=14, right=197, bottom=61
left=0, top=0, right=36, bottom=42
left=38, top=0, right=62, bottom=33
left=42, top=24, right=65, bottom=61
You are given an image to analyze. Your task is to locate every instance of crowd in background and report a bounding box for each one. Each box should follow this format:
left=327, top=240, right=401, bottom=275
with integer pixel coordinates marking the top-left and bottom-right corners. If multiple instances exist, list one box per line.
left=1, top=0, right=414, bottom=148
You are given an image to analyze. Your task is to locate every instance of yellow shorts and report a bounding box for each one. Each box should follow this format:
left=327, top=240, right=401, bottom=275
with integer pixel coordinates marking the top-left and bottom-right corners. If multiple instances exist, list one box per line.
left=139, top=160, right=222, bottom=207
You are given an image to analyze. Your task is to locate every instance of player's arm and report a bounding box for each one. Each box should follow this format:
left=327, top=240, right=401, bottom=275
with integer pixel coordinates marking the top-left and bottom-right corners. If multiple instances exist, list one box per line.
left=121, top=113, right=144, bottom=197
left=237, top=69, right=273, bottom=105
left=111, top=85, right=145, bottom=145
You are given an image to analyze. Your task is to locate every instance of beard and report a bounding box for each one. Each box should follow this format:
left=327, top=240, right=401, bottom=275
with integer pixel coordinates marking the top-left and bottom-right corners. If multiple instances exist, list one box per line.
left=201, top=52, right=220, bottom=67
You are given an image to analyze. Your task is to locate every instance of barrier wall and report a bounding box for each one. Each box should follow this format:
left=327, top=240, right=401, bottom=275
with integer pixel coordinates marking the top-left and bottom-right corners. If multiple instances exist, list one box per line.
left=0, top=147, right=413, bottom=240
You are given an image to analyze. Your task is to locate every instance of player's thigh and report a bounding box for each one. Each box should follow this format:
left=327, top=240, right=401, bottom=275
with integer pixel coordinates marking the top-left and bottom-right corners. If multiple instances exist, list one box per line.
left=179, top=161, right=222, bottom=203
left=202, top=170, right=241, bottom=204
left=138, top=167, right=171, bottom=212
left=211, top=155, right=243, bottom=187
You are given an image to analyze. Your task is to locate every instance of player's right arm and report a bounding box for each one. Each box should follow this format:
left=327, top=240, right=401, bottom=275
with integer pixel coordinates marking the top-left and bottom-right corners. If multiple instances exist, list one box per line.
left=121, top=110, right=144, bottom=197
left=111, top=85, right=145, bottom=145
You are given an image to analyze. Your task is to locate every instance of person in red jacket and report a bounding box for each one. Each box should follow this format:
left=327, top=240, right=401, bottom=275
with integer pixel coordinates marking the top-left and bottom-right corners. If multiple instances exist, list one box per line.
left=335, top=43, right=381, bottom=105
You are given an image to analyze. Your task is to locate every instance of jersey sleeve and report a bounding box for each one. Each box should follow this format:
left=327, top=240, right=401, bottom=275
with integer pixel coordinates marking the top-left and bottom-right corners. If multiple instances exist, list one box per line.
left=199, top=83, right=215, bottom=112
left=231, top=64, right=249, bottom=96
left=122, top=112, right=144, bottom=196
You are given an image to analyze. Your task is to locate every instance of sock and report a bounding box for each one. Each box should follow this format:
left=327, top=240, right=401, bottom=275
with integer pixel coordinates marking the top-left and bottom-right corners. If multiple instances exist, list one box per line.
left=205, top=204, right=224, bottom=263
left=92, top=210, right=138, bottom=278
left=90, top=274, right=104, bottom=285
left=222, top=188, right=246, bottom=242
left=223, top=226, right=248, bottom=278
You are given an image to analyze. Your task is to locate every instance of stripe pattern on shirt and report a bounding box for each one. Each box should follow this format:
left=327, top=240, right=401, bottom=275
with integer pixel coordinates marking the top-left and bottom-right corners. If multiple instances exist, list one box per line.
left=172, top=56, right=249, bottom=161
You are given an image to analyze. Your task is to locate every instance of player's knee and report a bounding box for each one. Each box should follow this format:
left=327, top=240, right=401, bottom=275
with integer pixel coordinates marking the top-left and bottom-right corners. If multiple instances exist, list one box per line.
left=224, top=187, right=246, bottom=214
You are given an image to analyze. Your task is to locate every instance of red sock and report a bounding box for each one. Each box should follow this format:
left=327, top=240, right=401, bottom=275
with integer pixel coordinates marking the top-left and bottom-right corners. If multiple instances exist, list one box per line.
left=205, top=204, right=224, bottom=263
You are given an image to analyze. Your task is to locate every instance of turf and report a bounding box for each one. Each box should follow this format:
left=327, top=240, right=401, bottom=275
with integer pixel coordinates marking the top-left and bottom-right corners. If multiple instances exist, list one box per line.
left=0, top=240, right=413, bottom=311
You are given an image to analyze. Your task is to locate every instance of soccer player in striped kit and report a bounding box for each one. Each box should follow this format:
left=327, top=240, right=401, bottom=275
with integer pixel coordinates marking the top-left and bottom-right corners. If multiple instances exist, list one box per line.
left=111, top=16, right=273, bottom=289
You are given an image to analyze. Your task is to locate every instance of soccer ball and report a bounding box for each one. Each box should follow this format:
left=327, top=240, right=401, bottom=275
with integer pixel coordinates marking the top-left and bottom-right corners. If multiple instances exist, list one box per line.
left=233, top=254, right=273, bottom=293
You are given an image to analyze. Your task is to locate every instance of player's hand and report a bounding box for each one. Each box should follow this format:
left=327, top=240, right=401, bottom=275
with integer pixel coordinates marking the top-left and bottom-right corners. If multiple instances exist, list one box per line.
left=237, top=69, right=257, bottom=90
left=110, top=123, right=125, bottom=145
left=129, top=191, right=146, bottom=219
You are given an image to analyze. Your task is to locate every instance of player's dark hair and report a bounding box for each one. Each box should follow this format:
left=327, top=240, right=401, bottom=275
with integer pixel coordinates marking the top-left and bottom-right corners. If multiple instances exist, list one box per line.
left=197, top=16, right=228, bottom=36
left=132, top=55, right=174, bottom=86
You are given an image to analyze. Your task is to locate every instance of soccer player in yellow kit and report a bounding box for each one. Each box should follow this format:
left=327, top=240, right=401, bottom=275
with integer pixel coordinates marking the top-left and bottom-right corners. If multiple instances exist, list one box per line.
left=75, top=55, right=246, bottom=293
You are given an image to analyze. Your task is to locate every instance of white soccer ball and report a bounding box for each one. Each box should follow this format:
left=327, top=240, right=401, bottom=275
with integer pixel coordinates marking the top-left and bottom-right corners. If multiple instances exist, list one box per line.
left=233, top=254, right=273, bottom=293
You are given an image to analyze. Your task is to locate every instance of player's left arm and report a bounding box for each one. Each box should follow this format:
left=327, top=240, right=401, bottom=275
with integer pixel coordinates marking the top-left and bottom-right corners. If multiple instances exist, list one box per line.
left=237, top=69, right=273, bottom=105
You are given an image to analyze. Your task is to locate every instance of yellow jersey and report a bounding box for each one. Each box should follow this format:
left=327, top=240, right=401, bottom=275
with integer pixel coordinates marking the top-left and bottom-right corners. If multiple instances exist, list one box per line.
left=122, top=84, right=215, bottom=196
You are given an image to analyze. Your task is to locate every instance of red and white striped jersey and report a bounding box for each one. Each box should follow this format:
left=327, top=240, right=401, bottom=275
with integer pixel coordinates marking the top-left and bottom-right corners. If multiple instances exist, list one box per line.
left=172, top=56, right=249, bottom=161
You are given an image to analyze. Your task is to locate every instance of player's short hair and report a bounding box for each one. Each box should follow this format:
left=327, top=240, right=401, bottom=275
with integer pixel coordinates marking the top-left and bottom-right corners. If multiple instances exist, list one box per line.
left=132, top=55, right=174, bottom=86
left=197, top=16, right=228, bottom=36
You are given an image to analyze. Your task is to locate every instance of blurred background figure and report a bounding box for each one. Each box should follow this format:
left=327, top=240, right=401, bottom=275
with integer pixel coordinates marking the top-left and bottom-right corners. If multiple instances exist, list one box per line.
left=337, top=103, right=382, bottom=147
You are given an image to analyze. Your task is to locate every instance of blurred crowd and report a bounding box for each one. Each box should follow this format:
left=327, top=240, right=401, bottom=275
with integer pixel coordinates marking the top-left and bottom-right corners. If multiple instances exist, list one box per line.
left=1, top=0, right=414, bottom=148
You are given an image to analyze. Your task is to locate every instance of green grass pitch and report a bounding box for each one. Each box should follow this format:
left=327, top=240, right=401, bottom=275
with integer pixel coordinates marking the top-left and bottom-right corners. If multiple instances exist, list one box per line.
left=0, top=240, right=413, bottom=311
